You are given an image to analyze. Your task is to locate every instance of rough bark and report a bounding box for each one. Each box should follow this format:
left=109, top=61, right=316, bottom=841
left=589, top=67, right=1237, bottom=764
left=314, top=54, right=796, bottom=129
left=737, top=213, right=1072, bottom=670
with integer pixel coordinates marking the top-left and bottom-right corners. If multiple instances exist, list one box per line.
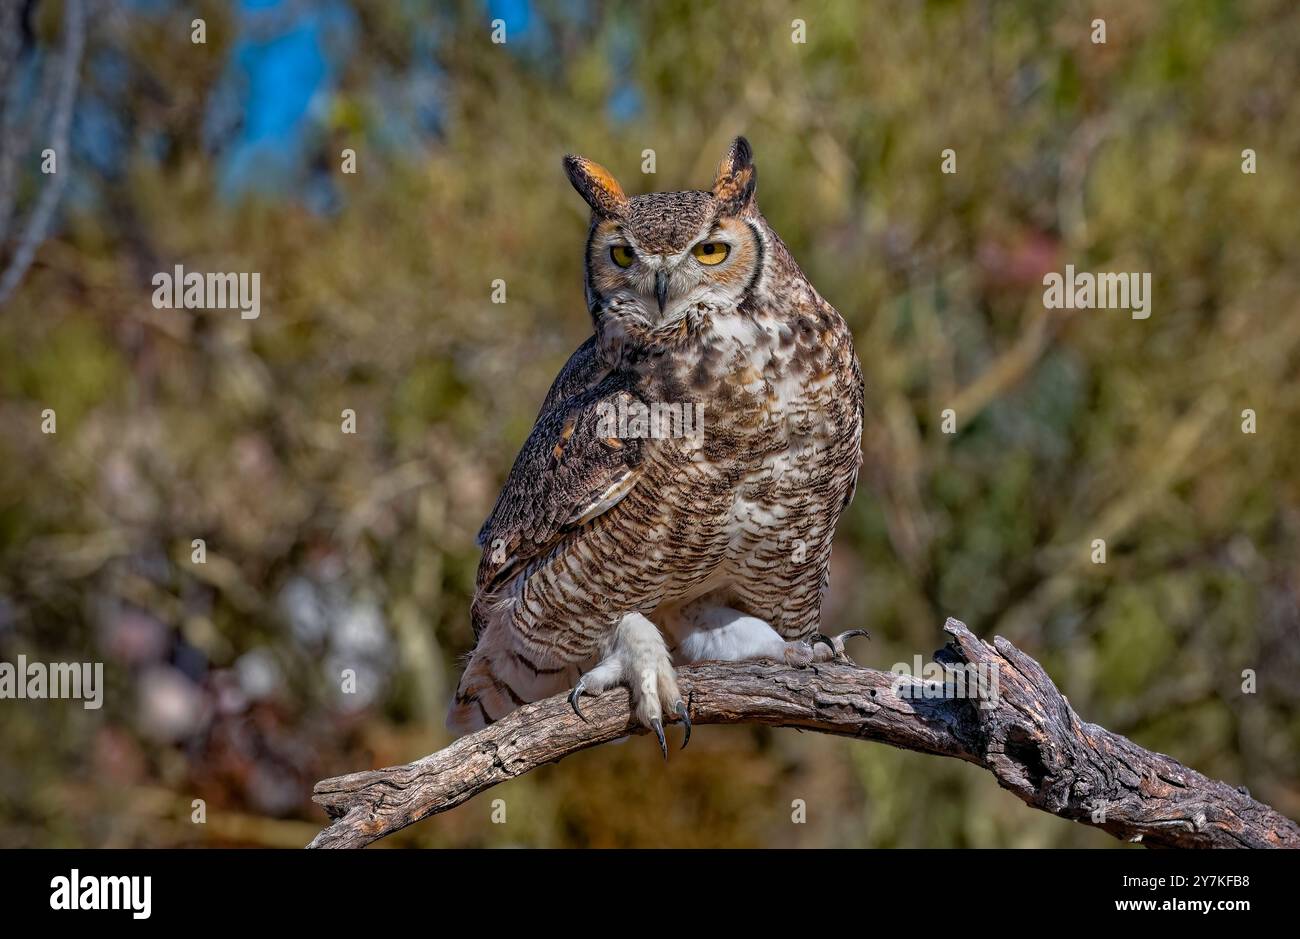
left=308, top=618, right=1299, bottom=849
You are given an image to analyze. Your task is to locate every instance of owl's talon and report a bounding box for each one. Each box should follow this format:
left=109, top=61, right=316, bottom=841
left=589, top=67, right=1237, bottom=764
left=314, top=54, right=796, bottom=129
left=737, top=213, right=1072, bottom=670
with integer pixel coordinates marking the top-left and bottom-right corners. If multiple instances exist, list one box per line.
left=569, top=612, right=682, bottom=757
left=674, top=699, right=691, bottom=750
left=811, top=633, right=836, bottom=655
left=568, top=680, right=587, bottom=721
left=811, top=628, right=872, bottom=665
left=650, top=718, right=668, bottom=760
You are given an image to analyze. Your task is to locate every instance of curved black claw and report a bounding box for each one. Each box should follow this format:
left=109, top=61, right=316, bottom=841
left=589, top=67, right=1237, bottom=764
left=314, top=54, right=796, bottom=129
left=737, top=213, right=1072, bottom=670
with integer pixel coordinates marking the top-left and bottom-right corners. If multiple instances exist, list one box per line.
left=568, top=678, right=587, bottom=721
left=834, top=628, right=872, bottom=664
left=674, top=699, right=691, bottom=750
left=810, top=633, right=836, bottom=655
left=650, top=717, right=668, bottom=760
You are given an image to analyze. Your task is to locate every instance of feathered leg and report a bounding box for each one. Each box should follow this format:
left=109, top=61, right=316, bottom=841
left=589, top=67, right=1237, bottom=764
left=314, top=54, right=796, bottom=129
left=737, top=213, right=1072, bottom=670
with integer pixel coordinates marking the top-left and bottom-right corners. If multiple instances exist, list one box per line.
left=568, top=612, right=688, bottom=758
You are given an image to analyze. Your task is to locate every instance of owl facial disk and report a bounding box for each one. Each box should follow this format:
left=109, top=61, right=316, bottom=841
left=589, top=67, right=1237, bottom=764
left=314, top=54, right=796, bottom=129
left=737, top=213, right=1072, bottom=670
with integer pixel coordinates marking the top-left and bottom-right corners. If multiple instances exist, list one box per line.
left=589, top=216, right=759, bottom=325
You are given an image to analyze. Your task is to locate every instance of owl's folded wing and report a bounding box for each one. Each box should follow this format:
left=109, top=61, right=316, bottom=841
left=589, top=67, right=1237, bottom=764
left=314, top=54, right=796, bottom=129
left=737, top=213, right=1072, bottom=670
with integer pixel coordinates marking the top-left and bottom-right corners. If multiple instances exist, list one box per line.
left=475, top=371, right=644, bottom=592
left=535, top=335, right=607, bottom=416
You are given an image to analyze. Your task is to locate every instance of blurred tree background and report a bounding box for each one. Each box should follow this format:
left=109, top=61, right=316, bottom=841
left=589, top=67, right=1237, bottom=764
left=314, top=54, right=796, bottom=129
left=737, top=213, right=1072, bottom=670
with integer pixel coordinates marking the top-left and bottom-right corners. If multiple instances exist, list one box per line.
left=0, top=0, right=1297, bottom=847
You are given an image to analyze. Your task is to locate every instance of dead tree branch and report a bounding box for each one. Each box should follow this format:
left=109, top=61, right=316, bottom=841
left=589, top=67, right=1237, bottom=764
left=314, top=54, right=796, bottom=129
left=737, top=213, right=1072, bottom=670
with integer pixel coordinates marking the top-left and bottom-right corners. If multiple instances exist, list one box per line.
left=308, top=618, right=1300, bottom=849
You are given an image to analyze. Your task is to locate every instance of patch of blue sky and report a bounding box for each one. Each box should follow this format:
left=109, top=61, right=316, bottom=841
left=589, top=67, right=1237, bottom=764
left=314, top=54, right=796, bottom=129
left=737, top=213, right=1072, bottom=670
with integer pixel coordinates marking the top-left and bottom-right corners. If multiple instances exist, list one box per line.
left=483, top=0, right=555, bottom=64
left=212, top=0, right=355, bottom=199
left=364, top=7, right=445, bottom=157
left=605, top=17, right=642, bottom=123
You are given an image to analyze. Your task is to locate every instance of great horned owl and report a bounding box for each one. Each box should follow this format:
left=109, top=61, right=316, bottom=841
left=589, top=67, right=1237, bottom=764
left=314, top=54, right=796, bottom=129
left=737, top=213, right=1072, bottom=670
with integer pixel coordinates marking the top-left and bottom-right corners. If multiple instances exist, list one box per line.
left=448, top=137, right=865, bottom=754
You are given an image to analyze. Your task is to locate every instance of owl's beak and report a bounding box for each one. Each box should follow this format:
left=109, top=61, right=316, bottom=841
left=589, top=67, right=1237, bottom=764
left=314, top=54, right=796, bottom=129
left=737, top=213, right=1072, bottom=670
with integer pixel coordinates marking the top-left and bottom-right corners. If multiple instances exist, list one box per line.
left=654, top=270, right=669, bottom=315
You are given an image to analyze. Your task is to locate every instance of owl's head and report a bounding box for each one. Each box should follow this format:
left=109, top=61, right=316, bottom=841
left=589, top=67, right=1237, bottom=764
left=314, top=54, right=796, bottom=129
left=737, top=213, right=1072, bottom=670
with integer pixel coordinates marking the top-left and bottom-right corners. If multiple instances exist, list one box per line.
left=564, top=137, right=764, bottom=324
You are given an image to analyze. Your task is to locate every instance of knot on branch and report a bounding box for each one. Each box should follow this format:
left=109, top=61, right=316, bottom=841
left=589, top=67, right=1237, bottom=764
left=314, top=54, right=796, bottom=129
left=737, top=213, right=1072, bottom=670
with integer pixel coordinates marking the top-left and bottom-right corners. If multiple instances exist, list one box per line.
left=937, top=618, right=1298, bottom=848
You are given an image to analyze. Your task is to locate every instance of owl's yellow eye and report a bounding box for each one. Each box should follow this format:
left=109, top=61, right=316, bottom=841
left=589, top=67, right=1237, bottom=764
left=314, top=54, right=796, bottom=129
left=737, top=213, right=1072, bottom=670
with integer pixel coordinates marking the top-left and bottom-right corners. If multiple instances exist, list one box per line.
left=610, top=245, right=636, bottom=268
left=692, top=242, right=730, bottom=266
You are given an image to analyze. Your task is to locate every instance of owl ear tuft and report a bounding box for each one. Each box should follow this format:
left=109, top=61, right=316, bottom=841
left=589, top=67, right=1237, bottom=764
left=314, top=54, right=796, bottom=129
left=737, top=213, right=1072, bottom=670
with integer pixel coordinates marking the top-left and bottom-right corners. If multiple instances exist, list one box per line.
left=563, top=154, right=629, bottom=218
left=712, top=136, right=757, bottom=214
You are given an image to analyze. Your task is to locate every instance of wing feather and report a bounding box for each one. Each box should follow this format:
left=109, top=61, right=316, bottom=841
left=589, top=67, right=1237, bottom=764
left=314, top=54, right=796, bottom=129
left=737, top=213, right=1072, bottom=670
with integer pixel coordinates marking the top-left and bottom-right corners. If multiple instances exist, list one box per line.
left=475, top=339, right=644, bottom=597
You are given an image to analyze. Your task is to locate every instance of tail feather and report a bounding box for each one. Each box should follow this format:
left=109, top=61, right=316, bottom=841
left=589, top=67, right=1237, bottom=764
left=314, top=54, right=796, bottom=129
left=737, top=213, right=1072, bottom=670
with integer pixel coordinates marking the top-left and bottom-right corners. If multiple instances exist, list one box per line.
left=446, top=610, right=577, bottom=736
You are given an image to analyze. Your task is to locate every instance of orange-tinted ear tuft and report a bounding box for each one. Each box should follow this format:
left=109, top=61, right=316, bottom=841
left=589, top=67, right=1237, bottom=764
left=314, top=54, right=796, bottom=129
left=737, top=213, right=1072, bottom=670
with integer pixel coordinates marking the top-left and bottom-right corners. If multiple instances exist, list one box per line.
left=712, top=136, right=757, bottom=214
left=563, top=154, right=629, bottom=218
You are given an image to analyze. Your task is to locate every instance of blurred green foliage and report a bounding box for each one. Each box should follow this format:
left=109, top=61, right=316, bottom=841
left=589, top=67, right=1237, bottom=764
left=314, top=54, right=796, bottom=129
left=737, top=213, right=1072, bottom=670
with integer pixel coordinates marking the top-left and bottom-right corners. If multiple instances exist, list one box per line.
left=0, top=0, right=1297, bottom=847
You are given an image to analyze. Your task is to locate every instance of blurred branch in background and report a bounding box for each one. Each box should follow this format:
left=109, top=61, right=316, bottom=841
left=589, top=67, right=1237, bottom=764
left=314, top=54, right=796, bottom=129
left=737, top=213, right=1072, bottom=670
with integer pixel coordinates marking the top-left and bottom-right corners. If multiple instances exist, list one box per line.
left=309, top=620, right=1300, bottom=850
left=0, top=0, right=85, bottom=305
